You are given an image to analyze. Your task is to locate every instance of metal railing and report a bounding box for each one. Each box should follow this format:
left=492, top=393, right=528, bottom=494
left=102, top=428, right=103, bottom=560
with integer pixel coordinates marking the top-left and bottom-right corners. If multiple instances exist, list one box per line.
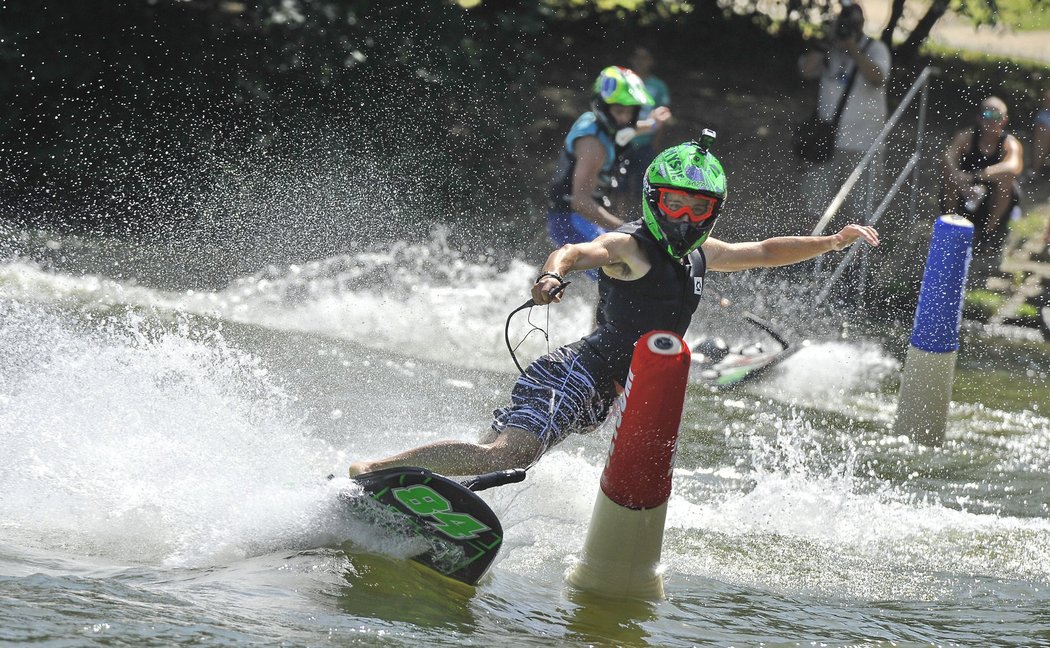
left=813, top=66, right=937, bottom=305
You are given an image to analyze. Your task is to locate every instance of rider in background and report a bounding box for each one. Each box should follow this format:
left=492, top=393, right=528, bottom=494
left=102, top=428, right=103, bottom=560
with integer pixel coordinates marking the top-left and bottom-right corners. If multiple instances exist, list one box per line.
left=546, top=66, right=671, bottom=257
left=619, top=46, right=672, bottom=198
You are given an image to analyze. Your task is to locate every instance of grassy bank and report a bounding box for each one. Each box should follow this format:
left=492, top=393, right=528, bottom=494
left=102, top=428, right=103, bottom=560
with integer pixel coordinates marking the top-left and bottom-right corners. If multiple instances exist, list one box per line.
left=987, top=0, right=1050, bottom=30
left=920, top=43, right=1050, bottom=122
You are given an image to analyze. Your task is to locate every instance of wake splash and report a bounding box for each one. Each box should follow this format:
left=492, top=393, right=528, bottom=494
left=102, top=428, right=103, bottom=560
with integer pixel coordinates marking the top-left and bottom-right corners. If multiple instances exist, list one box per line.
left=9, top=228, right=1047, bottom=599
left=0, top=231, right=601, bottom=570
left=208, top=233, right=596, bottom=371
left=0, top=230, right=597, bottom=372
left=0, top=300, right=395, bottom=567
left=666, top=415, right=1050, bottom=600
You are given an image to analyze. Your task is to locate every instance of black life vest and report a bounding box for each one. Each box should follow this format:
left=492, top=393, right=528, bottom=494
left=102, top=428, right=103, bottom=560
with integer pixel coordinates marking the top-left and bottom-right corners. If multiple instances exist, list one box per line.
left=581, top=220, right=707, bottom=386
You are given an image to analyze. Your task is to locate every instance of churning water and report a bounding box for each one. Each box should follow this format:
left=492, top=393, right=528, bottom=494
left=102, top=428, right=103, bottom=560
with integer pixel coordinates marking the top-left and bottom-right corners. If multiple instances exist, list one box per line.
left=2, top=227, right=1050, bottom=647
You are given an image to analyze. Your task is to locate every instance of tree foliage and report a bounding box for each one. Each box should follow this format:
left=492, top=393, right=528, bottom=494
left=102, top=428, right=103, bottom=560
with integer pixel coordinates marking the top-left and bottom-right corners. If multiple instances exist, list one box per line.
left=0, top=0, right=1045, bottom=232
left=0, top=0, right=550, bottom=229
left=882, top=0, right=1050, bottom=62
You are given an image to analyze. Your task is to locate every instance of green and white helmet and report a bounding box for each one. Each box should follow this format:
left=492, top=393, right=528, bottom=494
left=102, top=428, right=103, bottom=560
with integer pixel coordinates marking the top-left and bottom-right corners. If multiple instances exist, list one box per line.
left=591, top=66, right=653, bottom=135
left=641, top=134, right=727, bottom=259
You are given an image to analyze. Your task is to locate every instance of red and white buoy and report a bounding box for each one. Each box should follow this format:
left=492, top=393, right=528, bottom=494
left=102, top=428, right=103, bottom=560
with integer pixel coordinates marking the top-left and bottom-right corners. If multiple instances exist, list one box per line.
left=567, top=330, right=691, bottom=600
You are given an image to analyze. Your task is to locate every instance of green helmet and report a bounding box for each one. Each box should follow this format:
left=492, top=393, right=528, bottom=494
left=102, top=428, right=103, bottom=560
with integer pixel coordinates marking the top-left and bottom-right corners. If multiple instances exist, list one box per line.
left=591, top=66, right=653, bottom=135
left=641, top=134, right=727, bottom=259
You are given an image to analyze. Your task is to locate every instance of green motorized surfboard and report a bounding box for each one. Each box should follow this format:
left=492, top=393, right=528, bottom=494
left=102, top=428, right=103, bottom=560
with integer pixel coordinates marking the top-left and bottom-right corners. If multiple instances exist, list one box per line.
left=345, top=466, right=522, bottom=586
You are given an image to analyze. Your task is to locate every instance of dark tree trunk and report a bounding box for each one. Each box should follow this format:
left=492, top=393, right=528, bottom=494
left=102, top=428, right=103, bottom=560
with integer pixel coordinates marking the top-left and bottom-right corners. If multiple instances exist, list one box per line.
left=776, top=0, right=804, bottom=41
left=895, top=0, right=950, bottom=63
left=880, top=0, right=907, bottom=47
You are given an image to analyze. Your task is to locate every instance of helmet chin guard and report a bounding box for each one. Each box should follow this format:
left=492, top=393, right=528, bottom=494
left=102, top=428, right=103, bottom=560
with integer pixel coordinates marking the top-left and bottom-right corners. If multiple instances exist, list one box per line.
left=614, top=127, right=638, bottom=147
left=662, top=221, right=709, bottom=258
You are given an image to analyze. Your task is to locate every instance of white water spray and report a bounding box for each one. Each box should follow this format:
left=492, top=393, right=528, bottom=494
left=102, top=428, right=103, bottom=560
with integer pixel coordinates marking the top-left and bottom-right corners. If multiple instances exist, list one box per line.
left=0, top=301, right=372, bottom=567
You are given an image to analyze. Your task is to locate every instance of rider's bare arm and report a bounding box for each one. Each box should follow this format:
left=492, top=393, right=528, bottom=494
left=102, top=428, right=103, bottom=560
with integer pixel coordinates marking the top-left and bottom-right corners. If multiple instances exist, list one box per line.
left=843, top=39, right=886, bottom=87
left=703, top=224, right=879, bottom=272
left=570, top=137, right=625, bottom=231
left=944, top=131, right=977, bottom=186
left=635, top=106, right=671, bottom=135
left=532, top=233, right=645, bottom=304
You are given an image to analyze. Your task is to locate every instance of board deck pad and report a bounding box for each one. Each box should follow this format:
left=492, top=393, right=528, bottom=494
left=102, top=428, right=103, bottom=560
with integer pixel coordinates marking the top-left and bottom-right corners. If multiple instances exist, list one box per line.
left=346, top=467, right=504, bottom=586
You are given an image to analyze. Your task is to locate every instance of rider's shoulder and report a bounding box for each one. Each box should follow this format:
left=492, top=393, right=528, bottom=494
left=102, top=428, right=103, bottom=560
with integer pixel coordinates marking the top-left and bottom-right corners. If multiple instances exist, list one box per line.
left=595, top=232, right=645, bottom=274
left=595, top=230, right=637, bottom=249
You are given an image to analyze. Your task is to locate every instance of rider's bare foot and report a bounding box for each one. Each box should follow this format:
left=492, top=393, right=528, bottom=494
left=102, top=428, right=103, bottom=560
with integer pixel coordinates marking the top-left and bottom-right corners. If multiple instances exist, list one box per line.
left=347, top=461, right=372, bottom=478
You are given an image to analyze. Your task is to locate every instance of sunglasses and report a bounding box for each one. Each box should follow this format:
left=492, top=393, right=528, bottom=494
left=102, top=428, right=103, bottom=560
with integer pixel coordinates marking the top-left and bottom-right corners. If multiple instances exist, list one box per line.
left=657, top=188, right=719, bottom=223
left=980, top=109, right=1004, bottom=121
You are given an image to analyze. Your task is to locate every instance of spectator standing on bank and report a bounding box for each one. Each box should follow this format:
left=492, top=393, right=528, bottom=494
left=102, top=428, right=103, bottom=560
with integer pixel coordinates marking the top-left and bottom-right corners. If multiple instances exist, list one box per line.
left=1036, top=89, right=1050, bottom=251
left=941, top=96, right=1024, bottom=257
left=797, top=0, right=891, bottom=233
left=546, top=66, right=670, bottom=267
left=1032, top=88, right=1050, bottom=178
left=621, top=46, right=672, bottom=196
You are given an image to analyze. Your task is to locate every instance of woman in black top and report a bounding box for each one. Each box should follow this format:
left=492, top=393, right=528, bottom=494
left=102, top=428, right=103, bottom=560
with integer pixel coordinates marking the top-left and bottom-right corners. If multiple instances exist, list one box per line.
left=941, top=97, right=1024, bottom=255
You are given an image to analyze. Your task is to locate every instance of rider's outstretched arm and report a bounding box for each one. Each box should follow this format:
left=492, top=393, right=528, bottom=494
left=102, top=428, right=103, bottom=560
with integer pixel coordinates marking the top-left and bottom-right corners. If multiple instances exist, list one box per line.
left=704, top=224, right=879, bottom=272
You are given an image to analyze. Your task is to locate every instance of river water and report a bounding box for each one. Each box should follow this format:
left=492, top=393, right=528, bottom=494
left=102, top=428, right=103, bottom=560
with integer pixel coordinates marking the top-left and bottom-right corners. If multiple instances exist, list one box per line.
left=2, top=225, right=1049, bottom=647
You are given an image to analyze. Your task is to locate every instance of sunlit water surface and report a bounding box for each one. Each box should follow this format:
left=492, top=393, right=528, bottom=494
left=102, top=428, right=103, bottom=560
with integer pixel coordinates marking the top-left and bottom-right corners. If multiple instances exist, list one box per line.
left=2, top=230, right=1049, bottom=647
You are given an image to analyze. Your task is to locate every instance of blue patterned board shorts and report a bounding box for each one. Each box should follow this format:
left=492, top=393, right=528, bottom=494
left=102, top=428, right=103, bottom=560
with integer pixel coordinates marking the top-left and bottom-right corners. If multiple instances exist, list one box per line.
left=547, top=211, right=606, bottom=247
left=1037, top=108, right=1050, bottom=128
left=491, top=343, right=614, bottom=452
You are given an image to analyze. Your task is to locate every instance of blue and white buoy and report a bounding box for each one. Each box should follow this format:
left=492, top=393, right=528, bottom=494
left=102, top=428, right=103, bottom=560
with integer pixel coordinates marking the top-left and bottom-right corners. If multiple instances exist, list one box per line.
left=893, top=215, right=974, bottom=445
